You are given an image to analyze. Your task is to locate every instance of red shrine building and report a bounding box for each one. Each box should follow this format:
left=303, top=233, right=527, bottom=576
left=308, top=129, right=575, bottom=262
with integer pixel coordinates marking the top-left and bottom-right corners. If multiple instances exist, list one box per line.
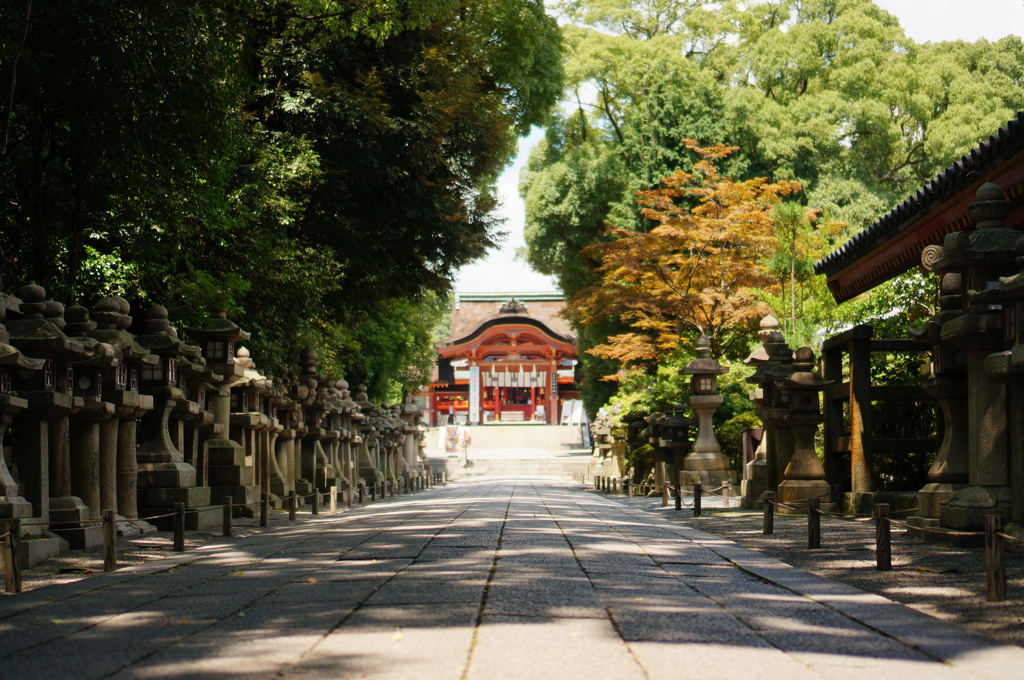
left=423, top=293, right=580, bottom=425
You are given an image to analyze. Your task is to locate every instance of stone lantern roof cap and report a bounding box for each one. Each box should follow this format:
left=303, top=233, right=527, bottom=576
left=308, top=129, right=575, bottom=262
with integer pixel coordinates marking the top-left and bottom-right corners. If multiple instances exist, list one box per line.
left=135, top=305, right=202, bottom=359
left=185, top=306, right=251, bottom=342
left=62, top=305, right=123, bottom=368
left=680, top=335, right=729, bottom=376
left=86, top=297, right=159, bottom=365
left=5, top=283, right=88, bottom=360
left=0, top=305, right=46, bottom=371
left=781, top=347, right=833, bottom=390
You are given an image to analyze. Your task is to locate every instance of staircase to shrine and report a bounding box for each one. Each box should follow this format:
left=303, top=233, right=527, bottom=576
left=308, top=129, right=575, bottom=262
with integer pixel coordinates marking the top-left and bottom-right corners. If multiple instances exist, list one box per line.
left=424, top=424, right=593, bottom=479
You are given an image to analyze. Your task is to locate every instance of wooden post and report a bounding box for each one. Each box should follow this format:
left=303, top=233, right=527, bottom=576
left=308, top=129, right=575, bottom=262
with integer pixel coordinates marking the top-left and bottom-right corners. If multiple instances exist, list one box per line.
left=260, top=493, right=269, bottom=528
left=223, top=496, right=233, bottom=538
left=723, top=481, right=732, bottom=509
left=986, top=515, right=1007, bottom=602
left=763, top=492, right=775, bottom=535
left=808, top=498, right=820, bottom=549
left=674, top=483, right=682, bottom=511
left=693, top=483, right=702, bottom=517
left=312, top=490, right=320, bottom=516
left=3, top=518, right=22, bottom=593
left=875, top=503, right=891, bottom=571
left=288, top=491, right=297, bottom=521
left=623, top=480, right=630, bottom=497
left=173, top=502, right=185, bottom=552
left=358, top=484, right=364, bottom=504
left=103, top=509, right=117, bottom=572
left=370, top=483, right=376, bottom=502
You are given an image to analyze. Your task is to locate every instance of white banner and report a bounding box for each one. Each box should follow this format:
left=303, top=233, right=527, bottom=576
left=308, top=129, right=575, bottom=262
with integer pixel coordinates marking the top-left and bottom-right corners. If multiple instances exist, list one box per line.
left=469, top=366, right=481, bottom=424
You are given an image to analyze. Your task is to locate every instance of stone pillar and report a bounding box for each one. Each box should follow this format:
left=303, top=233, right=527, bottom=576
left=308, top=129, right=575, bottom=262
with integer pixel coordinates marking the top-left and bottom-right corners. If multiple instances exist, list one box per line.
left=777, top=348, right=833, bottom=510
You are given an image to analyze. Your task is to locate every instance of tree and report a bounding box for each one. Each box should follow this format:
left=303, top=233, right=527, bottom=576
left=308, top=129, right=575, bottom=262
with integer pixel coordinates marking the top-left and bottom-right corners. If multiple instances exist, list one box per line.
left=567, top=141, right=798, bottom=368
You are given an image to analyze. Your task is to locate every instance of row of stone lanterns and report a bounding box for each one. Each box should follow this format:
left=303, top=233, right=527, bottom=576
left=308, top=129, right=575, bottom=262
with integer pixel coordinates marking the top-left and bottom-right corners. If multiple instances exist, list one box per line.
left=0, top=284, right=429, bottom=565
left=594, top=321, right=835, bottom=513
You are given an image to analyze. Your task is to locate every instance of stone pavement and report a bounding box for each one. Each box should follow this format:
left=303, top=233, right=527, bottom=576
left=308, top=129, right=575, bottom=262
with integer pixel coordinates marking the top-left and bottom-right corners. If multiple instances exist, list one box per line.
left=2, top=479, right=1023, bottom=680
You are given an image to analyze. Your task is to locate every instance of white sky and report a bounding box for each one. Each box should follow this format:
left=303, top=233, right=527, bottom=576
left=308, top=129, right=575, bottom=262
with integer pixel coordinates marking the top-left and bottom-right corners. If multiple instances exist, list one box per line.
left=453, top=0, right=1024, bottom=295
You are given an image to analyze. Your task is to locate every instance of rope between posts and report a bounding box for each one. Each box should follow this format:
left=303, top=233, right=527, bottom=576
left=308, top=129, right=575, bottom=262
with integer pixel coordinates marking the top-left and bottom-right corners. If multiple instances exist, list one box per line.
left=996, top=532, right=1024, bottom=544
left=816, top=509, right=874, bottom=522
left=145, top=511, right=180, bottom=521
left=885, top=516, right=984, bottom=537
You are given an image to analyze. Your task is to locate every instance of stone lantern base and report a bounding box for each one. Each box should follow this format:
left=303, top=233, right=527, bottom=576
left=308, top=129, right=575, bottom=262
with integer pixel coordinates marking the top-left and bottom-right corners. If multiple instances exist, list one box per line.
left=916, top=482, right=967, bottom=519
left=938, top=485, right=1012, bottom=531
left=677, top=469, right=736, bottom=489
left=777, top=479, right=833, bottom=513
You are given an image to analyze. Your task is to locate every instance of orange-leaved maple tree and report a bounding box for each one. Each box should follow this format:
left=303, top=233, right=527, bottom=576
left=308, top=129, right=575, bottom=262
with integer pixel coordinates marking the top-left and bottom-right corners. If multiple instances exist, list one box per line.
left=566, top=140, right=799, bottom=367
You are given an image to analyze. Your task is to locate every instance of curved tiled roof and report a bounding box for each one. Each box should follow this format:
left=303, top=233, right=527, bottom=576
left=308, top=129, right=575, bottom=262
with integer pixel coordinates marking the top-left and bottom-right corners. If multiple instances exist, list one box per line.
left=814, top=111, right=1024, bottom=286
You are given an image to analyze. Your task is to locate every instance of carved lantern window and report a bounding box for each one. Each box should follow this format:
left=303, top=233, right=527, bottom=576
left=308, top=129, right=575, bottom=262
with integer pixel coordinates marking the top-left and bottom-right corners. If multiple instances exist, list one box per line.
left=115, top=363, right=128, bottom=391
left=0, top=371, right=10, bottom=395
left=43, top=359, right=55, bottom=390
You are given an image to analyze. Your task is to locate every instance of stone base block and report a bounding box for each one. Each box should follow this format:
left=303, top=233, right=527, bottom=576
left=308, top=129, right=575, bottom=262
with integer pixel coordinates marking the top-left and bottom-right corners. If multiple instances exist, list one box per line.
left=140, top=485, right=212, bottom=509
left=116, top=517, right=158, bottom=537
left=0, top=496, right=34, bottom=520
left=138, top=462, right=197, bottom=489
left=677, top=469, right=736, bottom=488
left=917, top=482, right=967, bottom=519
left=52, top=524, right=104, bottom=550
left=740, top=478, right=766, bottom=506
left=49, top=496, right=91, bottom=525
left=208, top=440, right=246, bottom=466
left=778, top=479, right=832, bottom=513
left=209, top=465, right=255, bottom=487
left=209, top=485, right=258, bottom=517
left=940, top=485, right=1012, bottom=531
left=19, top=535, right=62, bottom=568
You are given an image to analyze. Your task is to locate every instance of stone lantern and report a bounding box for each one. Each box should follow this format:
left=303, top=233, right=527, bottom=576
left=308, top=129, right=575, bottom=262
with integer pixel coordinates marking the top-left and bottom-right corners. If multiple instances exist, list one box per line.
left=399, top=394, right=423, bottom=482
left=680, top=334, right=733, bottom=486
left=62, top=305, right=122, bottom=537
left=7, top=283, right=88, bottom=535
left=133, top=306, right=212, bottom=527
left=739, top=316, right=780, bottom=507
left=658, top=403, right=693, bottom=486
left=0, top=302, right=45, bottom=523
left=84, top=296, right=157, bottom=531
left=747, top=327, right=795, bottom=495
left=185, top=307, right=257, bottom=513
left=354, top=386, right=384, bottom=487
left=623, top=412, right=649, bottom=484
left=776, top=347, right=833, bottom=508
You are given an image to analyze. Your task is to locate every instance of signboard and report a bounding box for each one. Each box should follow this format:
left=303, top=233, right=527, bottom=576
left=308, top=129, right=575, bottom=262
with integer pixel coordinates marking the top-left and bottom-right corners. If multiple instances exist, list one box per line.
left=468, top=365, right=481, bottom=424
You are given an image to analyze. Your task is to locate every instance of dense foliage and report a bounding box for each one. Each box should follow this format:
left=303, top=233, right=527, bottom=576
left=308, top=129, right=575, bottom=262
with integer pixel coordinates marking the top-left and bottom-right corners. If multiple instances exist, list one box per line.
left=523, top=0, right=1024, bottom=413
left=0, top=0, right=563, bottom=398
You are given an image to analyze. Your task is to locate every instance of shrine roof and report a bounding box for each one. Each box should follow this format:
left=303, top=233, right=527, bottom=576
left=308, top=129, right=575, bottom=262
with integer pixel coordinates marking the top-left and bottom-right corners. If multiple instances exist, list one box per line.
left=814, top=111, right=1024, bottom=303
left=444, top=293, right=573, bottom=345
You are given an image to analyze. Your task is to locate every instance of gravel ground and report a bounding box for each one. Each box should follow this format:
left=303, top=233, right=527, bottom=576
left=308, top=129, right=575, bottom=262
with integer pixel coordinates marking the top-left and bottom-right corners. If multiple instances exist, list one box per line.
left=620, top=490, right=1024, bottom=648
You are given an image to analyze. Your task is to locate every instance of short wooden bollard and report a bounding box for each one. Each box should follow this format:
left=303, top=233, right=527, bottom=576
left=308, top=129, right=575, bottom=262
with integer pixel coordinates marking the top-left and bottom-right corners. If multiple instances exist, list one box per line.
left=388, top=481, right=394, bottom=498
left=875, top=503, right=891, bottom=571
left=223, top=496, right=234, bottom=537
left=173, top=502, right=185, bottom=552
left=986, top=515, right=1007, bottom=602
left=674, top=483, right=682, bottom=511
left=623, top=480, right=630, bottom=497
left=288, top=491, right=297, bottom=521
left=693, top=483, right=702, bottom=517
left=311, top=491, right=320, bottom=516
left=369, top=483, right=376, bottom=502
left=358, top=485, right=364, bottom=504
left=807, top=498, right=821, bottom=549
left=3, top=518, right=22, bottom=593
left=103, top=509, right=117, bottom=572
left=260, top=494, right=270, bottom=528
left=723, top=481, right=732, bottom=509
left=763, top=492, right=775, bottom=535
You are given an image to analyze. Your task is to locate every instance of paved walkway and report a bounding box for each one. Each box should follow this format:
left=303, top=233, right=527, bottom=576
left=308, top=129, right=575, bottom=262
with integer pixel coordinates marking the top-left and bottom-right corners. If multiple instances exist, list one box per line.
left=2, top=479, right=1023, bottom=680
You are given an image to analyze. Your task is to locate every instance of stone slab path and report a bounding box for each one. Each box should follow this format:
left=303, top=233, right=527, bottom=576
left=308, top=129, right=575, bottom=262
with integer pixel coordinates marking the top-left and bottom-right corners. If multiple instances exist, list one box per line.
left=2, top=479, right=1022, bottom=680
